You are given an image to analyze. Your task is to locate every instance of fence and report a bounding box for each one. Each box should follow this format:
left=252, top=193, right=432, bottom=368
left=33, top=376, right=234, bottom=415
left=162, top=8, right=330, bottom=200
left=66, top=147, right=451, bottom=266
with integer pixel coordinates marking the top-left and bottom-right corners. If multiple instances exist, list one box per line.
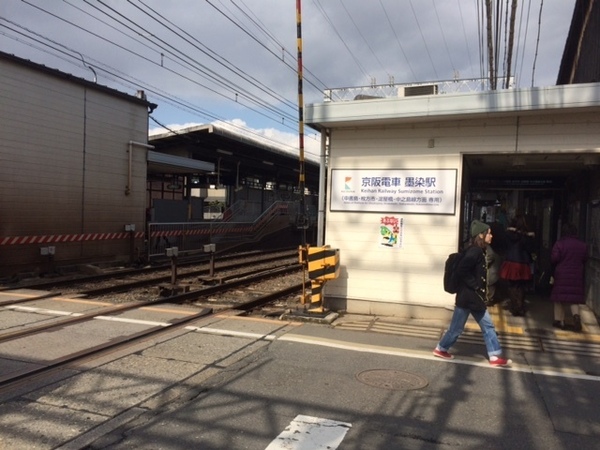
left=147, top=201, right=293, bottom=261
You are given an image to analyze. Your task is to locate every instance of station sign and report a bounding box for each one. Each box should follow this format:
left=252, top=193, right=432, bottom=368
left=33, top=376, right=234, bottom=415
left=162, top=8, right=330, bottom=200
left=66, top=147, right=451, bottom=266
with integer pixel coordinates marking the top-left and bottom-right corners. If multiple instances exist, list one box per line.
left=330, top=168, right=457, bottom=215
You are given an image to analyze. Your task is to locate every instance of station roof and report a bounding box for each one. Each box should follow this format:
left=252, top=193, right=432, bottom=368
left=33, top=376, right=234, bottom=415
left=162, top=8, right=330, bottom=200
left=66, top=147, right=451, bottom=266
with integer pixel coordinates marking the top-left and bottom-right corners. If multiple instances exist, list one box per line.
left=305, top=82, right=600, bottom=178
left=149, top=124, right=320, bottom=191
left=305, top=82, right=600, bottom=130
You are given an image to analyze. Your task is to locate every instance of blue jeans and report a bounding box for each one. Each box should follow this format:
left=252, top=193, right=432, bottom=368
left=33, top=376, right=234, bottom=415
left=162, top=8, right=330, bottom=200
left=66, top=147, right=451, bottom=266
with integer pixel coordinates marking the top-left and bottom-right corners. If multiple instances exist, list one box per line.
left=437, top=306, right=502, bottom=357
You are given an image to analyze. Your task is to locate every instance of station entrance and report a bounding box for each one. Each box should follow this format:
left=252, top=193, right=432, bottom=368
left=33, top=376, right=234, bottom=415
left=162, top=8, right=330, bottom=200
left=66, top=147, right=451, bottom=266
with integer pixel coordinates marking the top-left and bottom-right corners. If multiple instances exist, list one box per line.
left=461, top=152, right=599, bottom=297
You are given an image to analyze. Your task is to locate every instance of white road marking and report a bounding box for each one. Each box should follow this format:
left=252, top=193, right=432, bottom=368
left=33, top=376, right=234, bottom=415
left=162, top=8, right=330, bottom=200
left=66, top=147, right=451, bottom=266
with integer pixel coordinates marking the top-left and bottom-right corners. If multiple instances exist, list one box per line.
left=278, top=334, right=600, bottom=382
left=4, top=305, right=169, bottom=326
left=94, top=316, right=170, bottom=327
left=265, top=415, right=351, bottom=450
left=186, top=326, right=277, bottom=340
left=5, top=305, right=84, bottom=317
left=7, top=306, right=599, bottom=382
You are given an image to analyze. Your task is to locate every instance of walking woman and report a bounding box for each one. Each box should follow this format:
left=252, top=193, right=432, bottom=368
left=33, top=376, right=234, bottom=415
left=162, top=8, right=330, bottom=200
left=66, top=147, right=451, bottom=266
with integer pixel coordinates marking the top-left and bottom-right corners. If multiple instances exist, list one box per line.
left=500, top=215, right=535, bottom=316
left=434, top=220, right=512, bottom=367
left=550, top=223, right=587, bottom=331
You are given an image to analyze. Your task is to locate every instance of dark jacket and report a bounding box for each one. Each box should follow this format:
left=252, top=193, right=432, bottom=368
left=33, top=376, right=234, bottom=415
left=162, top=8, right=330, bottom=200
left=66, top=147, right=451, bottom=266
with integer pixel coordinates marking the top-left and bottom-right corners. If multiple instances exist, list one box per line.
left=504, top=229, right=533, bottom=265
left=455, top=245, right=487, bottom=311
left=550, top=236, right=587, bottom=304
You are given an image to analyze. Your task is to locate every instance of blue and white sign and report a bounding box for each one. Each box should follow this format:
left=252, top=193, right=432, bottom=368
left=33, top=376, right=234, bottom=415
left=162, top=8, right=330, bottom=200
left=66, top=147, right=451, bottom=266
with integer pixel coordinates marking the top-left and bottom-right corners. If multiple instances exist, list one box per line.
left=331, top=168, right=457, bottom=215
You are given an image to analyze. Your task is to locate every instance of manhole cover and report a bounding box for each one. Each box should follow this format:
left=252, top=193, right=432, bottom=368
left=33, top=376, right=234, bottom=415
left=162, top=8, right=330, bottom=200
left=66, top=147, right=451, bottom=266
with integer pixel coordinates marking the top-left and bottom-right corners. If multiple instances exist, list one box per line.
left=356, top=369, right=428, bottom=391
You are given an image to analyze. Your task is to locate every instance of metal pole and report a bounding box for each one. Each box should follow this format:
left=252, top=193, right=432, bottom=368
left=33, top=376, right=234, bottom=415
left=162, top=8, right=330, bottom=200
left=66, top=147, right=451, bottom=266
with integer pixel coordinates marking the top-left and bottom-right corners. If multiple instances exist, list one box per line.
left=296, top=0, right=307, bottom=246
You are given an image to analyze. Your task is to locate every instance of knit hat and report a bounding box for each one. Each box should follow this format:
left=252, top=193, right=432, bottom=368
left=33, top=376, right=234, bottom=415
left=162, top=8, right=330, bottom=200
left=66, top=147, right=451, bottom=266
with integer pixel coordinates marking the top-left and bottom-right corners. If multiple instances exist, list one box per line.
left=471, top=220, right=490, bottom=238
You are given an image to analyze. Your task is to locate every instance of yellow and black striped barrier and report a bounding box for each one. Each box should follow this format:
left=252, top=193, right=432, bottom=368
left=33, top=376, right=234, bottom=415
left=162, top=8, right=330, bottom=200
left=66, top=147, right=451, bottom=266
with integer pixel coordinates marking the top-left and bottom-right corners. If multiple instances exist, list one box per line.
left=299, top=245, right=340, bottom=313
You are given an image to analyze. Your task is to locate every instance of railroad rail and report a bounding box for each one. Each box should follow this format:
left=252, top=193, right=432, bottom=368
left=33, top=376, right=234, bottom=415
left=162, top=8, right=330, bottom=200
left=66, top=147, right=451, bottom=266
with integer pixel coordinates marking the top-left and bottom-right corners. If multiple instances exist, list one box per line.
left=0, top=248, right=296, bottom=292
left=0, top=265, right=307, bottom=392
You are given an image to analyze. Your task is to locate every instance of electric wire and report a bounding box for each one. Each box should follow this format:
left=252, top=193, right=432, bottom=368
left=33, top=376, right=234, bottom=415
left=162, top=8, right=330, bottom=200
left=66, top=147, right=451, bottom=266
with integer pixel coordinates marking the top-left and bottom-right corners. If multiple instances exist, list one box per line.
left=502, top=0, right=509, bottom=81
left=407, top=0, right=440, bottom=80
left=22, top=0, right=298, bottom=127
left=337, top=0, right=391, bottom=82
left=225, top=0, right=330, bottom=93
left=377, top=0, right=417, bottom=82
left=0, top=17, right=319, bottom=155
left=311, top=0, right=371, bottom=82
left=431, top=0, right=456, bottom=76
left=92, top=0, right=298, bottom=123
left=530, top=0, right=545, bottom=87
left=5, top=0, right=566, bottom=111
left=131, top=0, right=297, bottom=111
left=477, top=0, right=485, bottom=81
left=457, top=0, right=475, bottom=78
left=518, top=0, right=534, bottom=88
left=11, top=2, right=298, bottom=129
left=204, top=0, right=326, bottom=97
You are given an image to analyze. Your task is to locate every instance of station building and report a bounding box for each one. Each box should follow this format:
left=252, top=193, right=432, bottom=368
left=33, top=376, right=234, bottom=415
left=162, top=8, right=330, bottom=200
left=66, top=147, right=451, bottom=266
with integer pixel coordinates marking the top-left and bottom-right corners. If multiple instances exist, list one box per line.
left=306, top=83, right=600, bottom=319
left=305, top=1, right=600, bottom=319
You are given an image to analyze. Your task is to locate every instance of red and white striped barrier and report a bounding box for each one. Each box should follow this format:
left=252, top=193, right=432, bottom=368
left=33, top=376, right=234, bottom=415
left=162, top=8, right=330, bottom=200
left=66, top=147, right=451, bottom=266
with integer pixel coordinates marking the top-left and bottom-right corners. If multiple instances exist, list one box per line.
left=1, top=232, right=145, bottom=246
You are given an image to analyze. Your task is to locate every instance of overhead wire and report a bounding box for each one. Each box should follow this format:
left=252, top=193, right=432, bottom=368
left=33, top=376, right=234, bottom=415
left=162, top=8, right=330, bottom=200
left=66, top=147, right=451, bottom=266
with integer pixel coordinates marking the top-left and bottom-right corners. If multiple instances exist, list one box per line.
left=476, top=0, right=485, bottom=81
left=5, top=2, right=323, bottom=153
left=431, top=0, right=457, bottom=77
left=225, top=0, right=329, bottom=93
left=530, top=0, right=545, bottom=87
left=493, top=0, right=502, bottom=86
left=337, top=0, right=391, bottom=83
left=18, top=0, right=298, bottom=129
left=311, top=0, right=371, bottom=82
left=204, top=0, right=326, bottom=97
left=0, top=19, right=226, bottom=125
left=504, top=0, right=518, bottom=88
left=457, top=0, right=475, bottom=78
left=377, top=0, right=417, bottom=82
left=407, top=0, right=440, bottom=80
left=131, top=0, right=298, bottom=111
left=7, top=0, right=563, bottom=118
left=92, top=0, right=298, bottom=123
left=518, top=0, right=534, bottom=88
left=61, top=0, right=297, bottom=122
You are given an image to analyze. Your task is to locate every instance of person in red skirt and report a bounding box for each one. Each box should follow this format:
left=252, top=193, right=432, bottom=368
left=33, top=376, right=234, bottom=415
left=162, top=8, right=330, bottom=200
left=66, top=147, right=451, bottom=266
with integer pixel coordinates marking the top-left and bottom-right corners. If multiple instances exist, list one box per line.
left=499, top=215, right=535, bottom=316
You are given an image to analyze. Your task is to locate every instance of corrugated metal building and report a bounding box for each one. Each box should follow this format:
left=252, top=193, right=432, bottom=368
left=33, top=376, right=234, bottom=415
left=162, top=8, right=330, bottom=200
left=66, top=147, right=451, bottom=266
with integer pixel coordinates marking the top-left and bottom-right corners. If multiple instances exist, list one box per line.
left=0, top=51, right=155, bottom=277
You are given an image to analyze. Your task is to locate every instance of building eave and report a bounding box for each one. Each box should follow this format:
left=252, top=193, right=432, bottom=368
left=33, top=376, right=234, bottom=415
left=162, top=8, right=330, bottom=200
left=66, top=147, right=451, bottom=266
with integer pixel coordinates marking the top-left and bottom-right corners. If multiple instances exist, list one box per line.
left=0, top=50, right=157, bottom=111
left=305, top=82, right=600, bottom=130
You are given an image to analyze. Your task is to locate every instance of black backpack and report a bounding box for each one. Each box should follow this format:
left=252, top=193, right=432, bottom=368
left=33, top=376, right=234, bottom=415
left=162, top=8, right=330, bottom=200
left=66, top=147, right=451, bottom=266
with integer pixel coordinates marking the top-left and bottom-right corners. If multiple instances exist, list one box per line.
left=443, top=251, right=465, bottom=294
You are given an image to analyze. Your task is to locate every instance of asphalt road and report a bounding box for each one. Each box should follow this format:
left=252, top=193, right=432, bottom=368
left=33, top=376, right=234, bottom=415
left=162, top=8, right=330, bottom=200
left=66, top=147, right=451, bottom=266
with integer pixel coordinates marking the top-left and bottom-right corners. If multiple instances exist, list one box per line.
left=88, top=318, right=600, bottom=450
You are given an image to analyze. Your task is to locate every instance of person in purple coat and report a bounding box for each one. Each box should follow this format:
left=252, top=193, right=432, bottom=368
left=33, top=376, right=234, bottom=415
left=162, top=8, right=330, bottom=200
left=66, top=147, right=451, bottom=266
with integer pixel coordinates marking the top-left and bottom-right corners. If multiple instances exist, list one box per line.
left=550, top=223, right=588, bottom=331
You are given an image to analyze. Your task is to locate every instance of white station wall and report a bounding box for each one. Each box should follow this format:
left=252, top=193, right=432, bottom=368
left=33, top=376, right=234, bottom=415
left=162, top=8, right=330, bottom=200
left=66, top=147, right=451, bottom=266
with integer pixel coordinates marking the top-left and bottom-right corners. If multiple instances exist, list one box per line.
left=324, top=125, right=460, bottom=316
left=323, top=112, right=600, bottom=316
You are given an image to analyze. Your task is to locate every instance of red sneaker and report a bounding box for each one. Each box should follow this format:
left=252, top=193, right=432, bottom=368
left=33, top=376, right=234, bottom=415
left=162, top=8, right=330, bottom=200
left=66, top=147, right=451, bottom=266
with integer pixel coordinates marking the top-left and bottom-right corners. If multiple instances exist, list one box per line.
left=489, top=357, right=512, bottom=367
left=433, top=348, right=454, bottom=360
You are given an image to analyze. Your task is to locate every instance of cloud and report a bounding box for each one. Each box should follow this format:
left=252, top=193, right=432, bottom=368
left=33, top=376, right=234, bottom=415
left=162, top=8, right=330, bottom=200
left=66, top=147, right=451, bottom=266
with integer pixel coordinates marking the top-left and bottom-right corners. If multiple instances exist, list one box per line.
left=1, top=0, right=576, bottom=146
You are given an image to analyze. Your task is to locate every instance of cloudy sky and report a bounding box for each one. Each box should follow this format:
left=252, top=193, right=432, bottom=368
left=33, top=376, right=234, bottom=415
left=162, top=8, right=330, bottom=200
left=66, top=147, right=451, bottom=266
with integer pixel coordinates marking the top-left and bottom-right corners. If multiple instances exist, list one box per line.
left=0, top=1, right=576, bottom=159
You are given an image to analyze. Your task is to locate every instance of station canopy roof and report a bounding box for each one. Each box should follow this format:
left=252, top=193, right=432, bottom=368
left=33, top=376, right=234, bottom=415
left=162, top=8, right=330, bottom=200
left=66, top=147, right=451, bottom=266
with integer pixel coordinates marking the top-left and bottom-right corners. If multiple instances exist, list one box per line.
left=149, top=124, right=320, bottom=191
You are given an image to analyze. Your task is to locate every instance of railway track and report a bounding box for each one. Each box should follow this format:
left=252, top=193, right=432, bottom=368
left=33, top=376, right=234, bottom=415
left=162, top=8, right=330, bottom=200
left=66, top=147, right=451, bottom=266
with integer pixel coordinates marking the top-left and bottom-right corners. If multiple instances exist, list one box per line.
left=0, top=263, right=308, bottom=393
left=0, top=248, right=297, bottom=293
left=0, top=249, right=298, bottom=304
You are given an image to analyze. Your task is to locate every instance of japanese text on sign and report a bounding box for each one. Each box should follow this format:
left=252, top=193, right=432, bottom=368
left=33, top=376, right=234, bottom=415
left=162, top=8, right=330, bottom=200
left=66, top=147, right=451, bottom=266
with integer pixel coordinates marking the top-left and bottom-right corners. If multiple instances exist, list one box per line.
left=331, top=169, right=457, bottom=215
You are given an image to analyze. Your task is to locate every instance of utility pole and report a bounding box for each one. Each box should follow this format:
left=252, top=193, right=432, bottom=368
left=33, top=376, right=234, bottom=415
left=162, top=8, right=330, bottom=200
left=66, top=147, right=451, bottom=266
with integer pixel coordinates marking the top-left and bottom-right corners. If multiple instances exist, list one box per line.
left=296, top=0, right=307, bottom=246
left=485, top=0, right=496, bottom=89
left=505, top=0, right=518, bottom=89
